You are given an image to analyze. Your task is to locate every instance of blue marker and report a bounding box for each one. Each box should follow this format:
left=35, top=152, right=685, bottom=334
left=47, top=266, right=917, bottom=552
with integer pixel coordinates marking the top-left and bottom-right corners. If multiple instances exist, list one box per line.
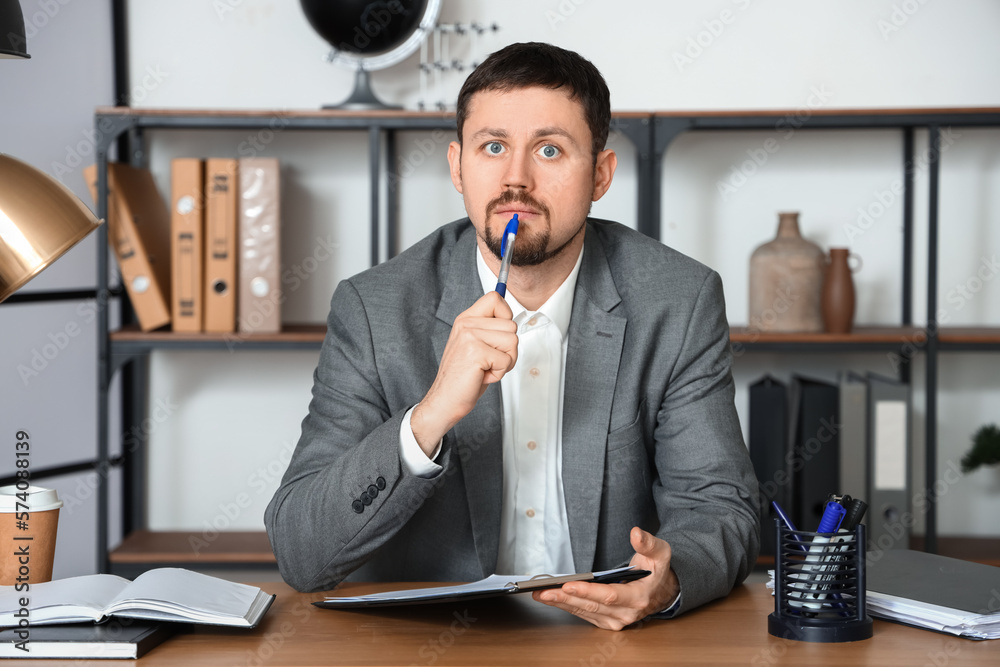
left=495, top=214, right=519, bottom=298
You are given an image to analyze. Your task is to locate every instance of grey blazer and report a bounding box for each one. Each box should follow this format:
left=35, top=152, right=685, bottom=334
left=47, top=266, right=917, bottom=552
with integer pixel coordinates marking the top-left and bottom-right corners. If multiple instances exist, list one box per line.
left=265, top=218, right=760, bottom=616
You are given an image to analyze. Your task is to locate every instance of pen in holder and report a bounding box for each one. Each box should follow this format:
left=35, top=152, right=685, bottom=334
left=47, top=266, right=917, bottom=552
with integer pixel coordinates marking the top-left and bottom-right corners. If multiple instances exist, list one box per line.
left=768, top=519, right=873, bottom=643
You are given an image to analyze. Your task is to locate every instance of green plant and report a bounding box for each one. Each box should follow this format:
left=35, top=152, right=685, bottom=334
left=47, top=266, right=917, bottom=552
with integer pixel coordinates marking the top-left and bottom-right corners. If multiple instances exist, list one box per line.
left=961, top=424, right=1000, bottom=473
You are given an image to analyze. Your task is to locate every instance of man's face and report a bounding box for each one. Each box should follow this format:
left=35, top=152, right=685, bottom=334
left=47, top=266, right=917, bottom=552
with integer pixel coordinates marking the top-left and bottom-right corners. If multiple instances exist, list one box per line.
left=447, top=86, right=616, bottom=267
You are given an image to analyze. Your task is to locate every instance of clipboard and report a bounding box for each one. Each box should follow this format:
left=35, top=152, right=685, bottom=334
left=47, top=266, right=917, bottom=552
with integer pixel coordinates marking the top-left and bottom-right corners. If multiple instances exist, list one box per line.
left=314, top=566, right=651, bottom=609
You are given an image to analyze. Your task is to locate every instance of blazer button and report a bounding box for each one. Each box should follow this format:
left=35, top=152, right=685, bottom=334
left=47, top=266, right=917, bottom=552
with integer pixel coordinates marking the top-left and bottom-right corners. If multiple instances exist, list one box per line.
left=361, top=492, right=372, bottom=505
left=367, top=484, right=379, bottom=498
left=352, top=500, right=364, bottom=513
left=375, top=476, right=386, bottom=490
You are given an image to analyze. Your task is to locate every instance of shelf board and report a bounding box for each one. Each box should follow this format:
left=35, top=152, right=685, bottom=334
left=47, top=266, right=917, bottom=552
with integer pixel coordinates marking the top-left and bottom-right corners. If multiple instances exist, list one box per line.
left=110, top=530, right=276, bottom=565
left=939, top=327, right=1000, bottom=351
left=110, top=324, right=981, bottom=354
left=110, top=323, right=325, bottom=352
left=729, top=325, right=924, bottom=352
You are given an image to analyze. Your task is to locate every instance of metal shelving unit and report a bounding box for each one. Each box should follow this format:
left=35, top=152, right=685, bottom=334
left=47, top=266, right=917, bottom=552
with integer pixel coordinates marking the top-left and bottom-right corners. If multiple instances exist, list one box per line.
left=90, top=107, right=658, bottom=573
left=89, top=106, right=1000, bottom=574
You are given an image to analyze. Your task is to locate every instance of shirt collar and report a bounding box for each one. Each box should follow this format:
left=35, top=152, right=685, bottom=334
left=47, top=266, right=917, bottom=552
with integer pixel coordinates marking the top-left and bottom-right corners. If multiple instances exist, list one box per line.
left=476, top=243, right=583, bottom=341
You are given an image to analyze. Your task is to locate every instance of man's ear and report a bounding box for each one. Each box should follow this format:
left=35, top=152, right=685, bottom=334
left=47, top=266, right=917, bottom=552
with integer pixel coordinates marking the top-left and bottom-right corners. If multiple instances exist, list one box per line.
left=447, top=141, right=464, bottom=194
left=592, top=149, right=617, bottom=202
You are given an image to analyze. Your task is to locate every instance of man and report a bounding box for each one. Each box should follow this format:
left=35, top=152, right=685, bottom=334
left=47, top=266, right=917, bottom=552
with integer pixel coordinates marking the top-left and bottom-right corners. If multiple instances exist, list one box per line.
left=265, top=42, right=759, bottom=631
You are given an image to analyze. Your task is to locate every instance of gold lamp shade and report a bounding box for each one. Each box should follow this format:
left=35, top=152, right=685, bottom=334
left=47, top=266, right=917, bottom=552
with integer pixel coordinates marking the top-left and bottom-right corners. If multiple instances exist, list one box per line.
left=0, top=153, right=103, bottom=303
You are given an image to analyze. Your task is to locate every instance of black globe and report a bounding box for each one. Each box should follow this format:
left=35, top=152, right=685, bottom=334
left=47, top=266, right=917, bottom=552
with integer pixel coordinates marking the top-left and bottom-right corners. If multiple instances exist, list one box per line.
left=300, top=0, right=429, bottom=57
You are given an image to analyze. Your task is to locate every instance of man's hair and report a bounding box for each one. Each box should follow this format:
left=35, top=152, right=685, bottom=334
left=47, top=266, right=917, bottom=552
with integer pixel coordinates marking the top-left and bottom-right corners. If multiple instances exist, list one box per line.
left=455, top=42, right=611, bottom=162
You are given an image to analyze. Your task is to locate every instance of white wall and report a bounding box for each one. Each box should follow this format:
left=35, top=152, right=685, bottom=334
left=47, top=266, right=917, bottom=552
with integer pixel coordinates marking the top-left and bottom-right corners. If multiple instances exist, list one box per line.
left=123, top=0, right=1000, bottom=536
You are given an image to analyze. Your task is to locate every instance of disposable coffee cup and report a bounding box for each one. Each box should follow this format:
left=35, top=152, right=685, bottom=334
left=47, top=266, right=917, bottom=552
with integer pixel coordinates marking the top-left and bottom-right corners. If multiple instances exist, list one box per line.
left=0, top=485, right=62, bottom=586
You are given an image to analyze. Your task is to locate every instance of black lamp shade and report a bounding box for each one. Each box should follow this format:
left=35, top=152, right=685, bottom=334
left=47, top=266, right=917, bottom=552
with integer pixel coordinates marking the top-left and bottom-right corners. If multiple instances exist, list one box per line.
left=0, top=0, right=29, bottom=59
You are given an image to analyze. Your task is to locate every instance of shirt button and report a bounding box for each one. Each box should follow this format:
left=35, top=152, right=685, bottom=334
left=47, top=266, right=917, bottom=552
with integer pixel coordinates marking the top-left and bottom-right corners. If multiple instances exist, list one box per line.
left=526, top=509, right=535, bottom=518
left=526, top=440, right=537, bottom=450
left=527, top=317, right=538, bottom=326
left=529, top=367, right=540, bottom=377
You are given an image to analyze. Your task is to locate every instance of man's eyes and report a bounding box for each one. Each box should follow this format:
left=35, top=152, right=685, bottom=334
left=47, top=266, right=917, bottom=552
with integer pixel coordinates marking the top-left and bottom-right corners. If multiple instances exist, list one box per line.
left=482, top=142, right=561, bottom=158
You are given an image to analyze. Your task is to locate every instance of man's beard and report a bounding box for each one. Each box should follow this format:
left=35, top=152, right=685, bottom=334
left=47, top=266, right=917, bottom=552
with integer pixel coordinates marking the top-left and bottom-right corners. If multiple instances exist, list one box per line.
left=481, top=190, right=586, bottom=267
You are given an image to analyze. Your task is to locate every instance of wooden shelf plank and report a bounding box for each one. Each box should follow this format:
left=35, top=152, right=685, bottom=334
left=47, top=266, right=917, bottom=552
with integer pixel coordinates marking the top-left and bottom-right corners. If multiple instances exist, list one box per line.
left=654, top=106, right=1000, bottom=118
left=110, top=323, right=325, bottom=344
left=729, top=325, right=922, bottom=344
left=939, top=327, right=1000, bottom=345
left=110, top=530, right=276, bottom=564
left=94, top=106, right=652, bottom=120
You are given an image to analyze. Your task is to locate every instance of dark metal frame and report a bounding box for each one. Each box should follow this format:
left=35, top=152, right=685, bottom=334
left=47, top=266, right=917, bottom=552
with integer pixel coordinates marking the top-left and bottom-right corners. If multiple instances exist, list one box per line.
left=652, top=109, right=1000, bottom=555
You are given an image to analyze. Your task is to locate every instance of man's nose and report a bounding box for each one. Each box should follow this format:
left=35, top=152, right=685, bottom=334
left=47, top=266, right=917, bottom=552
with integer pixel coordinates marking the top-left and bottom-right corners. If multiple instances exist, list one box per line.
left=502, top=150, right=533, bottom=190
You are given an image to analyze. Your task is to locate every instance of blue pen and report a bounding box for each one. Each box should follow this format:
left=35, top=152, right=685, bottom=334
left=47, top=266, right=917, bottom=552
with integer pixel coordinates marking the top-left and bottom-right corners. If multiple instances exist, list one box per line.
left=494, top=214, right=519, bottom=298
left=770, top=500, right=808, bottom=553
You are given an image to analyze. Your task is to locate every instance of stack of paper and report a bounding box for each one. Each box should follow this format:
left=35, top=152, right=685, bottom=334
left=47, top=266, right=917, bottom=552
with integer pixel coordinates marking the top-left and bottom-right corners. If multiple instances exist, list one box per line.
left=864, top=591, right=1000, bottom=640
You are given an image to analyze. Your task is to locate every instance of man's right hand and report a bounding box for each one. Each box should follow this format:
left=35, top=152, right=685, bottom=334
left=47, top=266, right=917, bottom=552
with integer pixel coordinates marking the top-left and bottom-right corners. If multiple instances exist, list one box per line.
left=410, top=291, right=518, bottom=455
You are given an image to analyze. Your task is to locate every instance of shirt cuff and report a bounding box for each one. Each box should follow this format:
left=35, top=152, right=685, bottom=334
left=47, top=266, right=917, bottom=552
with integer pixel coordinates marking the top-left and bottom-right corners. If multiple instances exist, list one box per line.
left=399, top=405, right=443, bottom=478
left=648, top=590, right=683, bottom=619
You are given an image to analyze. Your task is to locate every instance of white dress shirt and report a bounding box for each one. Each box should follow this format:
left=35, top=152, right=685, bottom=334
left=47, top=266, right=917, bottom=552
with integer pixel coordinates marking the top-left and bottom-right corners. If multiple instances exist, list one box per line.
left=399, top=244, right=583, bottom=576
left=397, top=242, right=683, bottom=615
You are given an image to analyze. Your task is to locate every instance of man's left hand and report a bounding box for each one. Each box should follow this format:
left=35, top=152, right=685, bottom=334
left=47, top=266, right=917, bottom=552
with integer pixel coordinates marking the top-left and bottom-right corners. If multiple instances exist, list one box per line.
left=532, top=527, right=680, bottom=631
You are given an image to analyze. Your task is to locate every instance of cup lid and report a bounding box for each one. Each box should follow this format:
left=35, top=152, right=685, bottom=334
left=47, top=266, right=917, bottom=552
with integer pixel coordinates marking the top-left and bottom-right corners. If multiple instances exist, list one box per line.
left=0, top=485, right=63, bottom=511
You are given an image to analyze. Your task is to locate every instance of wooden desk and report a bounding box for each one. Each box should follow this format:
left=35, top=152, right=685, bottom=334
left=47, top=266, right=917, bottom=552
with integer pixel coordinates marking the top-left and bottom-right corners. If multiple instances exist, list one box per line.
left=16, top=582, right=997, bottom=666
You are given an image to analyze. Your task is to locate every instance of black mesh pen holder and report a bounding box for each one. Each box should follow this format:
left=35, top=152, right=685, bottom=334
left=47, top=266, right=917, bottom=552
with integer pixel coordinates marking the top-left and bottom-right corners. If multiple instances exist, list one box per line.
left=768, top=520, right=873, bottom=643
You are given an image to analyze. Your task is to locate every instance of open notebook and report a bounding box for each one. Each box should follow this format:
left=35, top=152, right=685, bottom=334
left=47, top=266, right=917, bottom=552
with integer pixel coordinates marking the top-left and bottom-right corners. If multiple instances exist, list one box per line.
left=0, top=568, right=274, bottom=629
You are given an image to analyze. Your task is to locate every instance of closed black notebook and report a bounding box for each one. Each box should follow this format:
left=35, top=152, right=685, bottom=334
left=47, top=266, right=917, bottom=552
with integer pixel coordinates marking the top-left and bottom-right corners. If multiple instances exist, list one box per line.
left=868, top=549, right=1000, bottom=613
left=0, top=620, right=177, bottom=659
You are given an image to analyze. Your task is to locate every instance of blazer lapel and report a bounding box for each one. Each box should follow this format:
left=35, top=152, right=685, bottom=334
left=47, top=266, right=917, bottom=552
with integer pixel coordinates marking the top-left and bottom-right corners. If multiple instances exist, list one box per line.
left=562, top=227, right=626, bottom=571
left=433, top=225, right=503, bottom=577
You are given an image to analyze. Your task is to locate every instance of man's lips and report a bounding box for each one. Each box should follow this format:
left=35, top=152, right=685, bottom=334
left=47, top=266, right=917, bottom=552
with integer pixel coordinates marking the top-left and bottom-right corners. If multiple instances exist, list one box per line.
left=495, top=208, right=540, bottom=217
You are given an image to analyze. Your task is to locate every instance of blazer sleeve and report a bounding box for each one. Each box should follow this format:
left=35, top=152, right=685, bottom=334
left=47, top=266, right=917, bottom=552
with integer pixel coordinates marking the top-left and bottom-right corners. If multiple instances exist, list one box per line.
left=264, top=279, right=449, bottom=592
left=651, top=269, right=761, bottom=615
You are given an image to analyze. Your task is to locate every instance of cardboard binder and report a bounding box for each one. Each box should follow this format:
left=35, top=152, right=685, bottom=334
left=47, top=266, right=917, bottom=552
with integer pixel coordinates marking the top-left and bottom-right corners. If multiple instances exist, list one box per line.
left=788, top=375, right=840, bottom=529
left=866, top=373, right=911, bottom=551
left=238, top=157, right=281, bottom=334
left=83, top=164, right=171, bottom=332
left=748, top=375, right=789, bottom=555
left=838, top=371, right=869, bottom=500
left=203, top=159, right=238, bottom=333
left=170, top=158, right=205, bottom=332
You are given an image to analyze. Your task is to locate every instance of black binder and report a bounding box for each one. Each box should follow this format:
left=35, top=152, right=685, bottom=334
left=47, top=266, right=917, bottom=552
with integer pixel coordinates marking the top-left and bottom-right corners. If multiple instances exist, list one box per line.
left=748, top=375, right=789, bottom=555
left=788, top=375, right=840, bottom=529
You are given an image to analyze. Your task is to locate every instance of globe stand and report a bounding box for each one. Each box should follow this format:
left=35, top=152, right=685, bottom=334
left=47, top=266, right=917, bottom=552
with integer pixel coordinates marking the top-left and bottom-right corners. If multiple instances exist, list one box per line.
left=323, top=67, right=401, bottom=111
